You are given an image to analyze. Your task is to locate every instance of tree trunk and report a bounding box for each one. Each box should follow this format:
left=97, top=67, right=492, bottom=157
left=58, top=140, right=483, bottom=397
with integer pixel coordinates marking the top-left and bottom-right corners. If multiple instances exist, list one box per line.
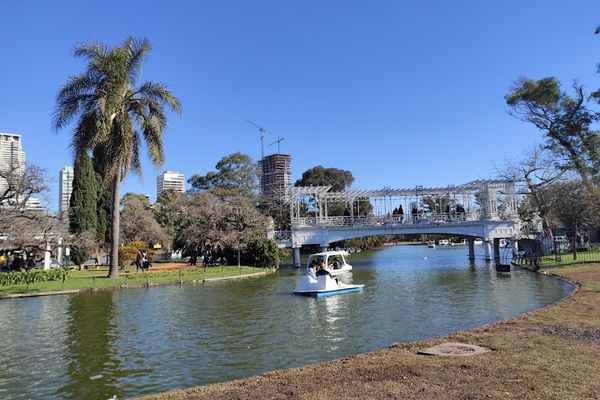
left=108, top=170, right=121, bottom=278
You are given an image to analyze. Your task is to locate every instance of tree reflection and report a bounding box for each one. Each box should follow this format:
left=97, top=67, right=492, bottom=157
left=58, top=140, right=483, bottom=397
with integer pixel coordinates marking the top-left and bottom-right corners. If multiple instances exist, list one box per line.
left=57, top=291, right=124, bottom=400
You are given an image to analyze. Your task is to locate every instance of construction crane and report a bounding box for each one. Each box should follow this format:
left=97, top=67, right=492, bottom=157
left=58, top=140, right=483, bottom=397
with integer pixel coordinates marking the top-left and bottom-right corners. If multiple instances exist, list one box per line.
left=268, top=136, right=285, bottom=154
left=246, top=120, right=267, bottom=160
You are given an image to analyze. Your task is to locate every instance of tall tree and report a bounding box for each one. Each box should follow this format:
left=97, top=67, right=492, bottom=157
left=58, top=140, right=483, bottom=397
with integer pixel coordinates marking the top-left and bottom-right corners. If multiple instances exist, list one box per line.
left=188, top=152, right=258, bottom=198
left=54, top=37, right=181, bottom=278
left=69, top=153, right=97, bottom=233
left=68, top=153, right=98, bottom=265
left=506, top=77, right=599, bottom=183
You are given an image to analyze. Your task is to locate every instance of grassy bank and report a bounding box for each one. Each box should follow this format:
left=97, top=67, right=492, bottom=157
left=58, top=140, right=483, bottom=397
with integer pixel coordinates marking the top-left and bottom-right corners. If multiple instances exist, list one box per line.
left=0, top=265, right=267, bottom=297
left=144, top=264, right=600, bottom=400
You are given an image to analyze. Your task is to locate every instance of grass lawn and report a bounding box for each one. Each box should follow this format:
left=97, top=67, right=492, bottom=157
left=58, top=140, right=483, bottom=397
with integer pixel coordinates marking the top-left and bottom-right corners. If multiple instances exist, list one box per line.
left=0, top=265, right=266, bottom=296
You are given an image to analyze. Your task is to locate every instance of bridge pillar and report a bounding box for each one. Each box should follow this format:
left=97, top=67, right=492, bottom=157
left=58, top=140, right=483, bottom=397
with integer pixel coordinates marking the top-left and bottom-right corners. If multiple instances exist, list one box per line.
left=483, top=241, right=492, bottom=261
left=493, top=238, right=501, bottom=264
left=468, top=238, right=475, bottom=261
left=293, top=247, right=301, bottom=268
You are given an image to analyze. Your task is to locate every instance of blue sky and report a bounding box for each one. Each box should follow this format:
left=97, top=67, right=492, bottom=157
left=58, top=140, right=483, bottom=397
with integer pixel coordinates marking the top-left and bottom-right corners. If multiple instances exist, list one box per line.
left=1, top=1, right=599, bottom=211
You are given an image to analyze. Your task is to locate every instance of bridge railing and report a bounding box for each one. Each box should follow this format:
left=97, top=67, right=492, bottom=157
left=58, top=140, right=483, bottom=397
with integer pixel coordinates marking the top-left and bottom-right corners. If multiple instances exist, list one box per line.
left=292, top=212, right=480, bottom=227
left=272, top=230, right=291, bottom=241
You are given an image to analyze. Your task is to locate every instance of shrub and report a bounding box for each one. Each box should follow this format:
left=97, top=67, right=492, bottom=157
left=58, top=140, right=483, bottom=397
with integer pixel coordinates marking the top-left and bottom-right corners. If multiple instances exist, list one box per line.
left=0, top=268, right=70, bottom=287
left=244, top=237, right=281, bottom=268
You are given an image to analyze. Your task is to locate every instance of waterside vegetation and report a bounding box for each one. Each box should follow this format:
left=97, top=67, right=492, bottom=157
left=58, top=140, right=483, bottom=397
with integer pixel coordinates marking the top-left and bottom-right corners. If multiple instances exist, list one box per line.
left=0, top=265, right=267, bottom=297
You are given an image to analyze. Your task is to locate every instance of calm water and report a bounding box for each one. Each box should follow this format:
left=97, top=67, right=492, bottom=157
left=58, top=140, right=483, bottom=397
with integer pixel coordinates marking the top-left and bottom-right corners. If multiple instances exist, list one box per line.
left=0, top=245, right=572, bottom=399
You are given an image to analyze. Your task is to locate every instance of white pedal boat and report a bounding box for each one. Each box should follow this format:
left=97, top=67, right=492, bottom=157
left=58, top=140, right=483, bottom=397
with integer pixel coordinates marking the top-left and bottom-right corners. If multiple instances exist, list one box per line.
left=305, top=251, right=352, bottom=277
left=293, top=273, right=364, bottom=298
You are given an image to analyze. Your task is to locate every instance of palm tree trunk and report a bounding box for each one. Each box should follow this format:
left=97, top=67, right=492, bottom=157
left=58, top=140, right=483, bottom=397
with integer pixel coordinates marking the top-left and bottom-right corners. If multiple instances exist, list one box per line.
left=108, top=169, right=121, bottom=278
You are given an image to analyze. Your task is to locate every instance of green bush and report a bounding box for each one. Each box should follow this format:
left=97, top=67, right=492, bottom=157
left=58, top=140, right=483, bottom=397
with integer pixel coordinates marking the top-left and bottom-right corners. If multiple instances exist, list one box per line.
left=244, top=237, right=281, bottom=268
left=0, top=268, right=70, bottom=287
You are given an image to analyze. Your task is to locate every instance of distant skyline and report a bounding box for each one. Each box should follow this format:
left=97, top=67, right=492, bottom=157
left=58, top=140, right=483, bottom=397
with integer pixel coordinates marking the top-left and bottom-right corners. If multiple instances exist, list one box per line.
left=1, top=1, right=599, bottom=211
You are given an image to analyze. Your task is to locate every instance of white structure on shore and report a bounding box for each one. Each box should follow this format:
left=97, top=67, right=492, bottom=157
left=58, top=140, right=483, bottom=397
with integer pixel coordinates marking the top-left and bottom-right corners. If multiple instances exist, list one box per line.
left=0, top=133, right=26, bottom=195
left=59, top=166, right=74, bottom=213
left=157, top=170, right=185, bottom=198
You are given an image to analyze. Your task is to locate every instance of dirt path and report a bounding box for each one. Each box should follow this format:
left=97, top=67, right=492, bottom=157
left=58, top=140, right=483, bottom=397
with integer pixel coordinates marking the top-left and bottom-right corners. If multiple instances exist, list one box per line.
left=142, top=264, right=600, bottom=400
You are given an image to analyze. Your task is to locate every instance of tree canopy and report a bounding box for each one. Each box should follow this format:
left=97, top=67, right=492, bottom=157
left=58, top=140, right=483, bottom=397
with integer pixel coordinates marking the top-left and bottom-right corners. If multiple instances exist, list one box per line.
left=120, top=193, right=169, bottom=248
left=506, top=77, right=599, bottom=183
left=294, top=166, right=354, bottom=191
left=188, top=152, right=258, bottom=198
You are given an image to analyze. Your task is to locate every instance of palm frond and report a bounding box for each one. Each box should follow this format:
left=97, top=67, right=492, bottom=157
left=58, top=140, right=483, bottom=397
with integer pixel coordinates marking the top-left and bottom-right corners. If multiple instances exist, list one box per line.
left=56, top=37, right=180, bottom=183
left=70, top=111, right=100, bottom=156
left=130, top=130, right=142, bottom=176
left=137, top=81, right=182, bottom=114
left=53, top=71, right=102, bottom=129
left=74, top=41, right=109, bottom=63
left=124, top=37, right=152, bottom=83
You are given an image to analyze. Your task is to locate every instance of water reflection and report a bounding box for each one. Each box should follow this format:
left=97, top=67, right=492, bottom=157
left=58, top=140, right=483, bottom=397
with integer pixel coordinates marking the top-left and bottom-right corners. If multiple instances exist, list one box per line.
left=57, top=291, right=123, bottom=400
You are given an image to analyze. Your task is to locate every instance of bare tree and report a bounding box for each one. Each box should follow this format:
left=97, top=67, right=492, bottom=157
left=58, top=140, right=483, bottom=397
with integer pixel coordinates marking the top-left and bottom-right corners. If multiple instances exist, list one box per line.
left=0, top=164, right=47, bottom=209
left=120, top=195, right=170, bottom=249
left=0, top=164, right=66, bottom=261
left=499, top=146, right=564, bottom=232
left=175, top=193, right=267, bottom=256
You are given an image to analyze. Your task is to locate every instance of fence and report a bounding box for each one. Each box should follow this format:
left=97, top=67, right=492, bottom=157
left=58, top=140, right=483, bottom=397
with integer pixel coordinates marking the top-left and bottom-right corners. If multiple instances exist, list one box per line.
left=513, top=246, right=600, bottom=269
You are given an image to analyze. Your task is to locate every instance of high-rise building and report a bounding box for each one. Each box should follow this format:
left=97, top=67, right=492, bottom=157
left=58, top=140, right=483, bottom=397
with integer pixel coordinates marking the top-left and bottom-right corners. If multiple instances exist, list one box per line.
left=59, top=166, right=74, bottom=213
left=24, top=197, right=47, bottom=214
left=157, top=170, right=185, bottom=198
left=0, top=133, right=26, bottom=195
left=259, top=154, right=291, bottom=199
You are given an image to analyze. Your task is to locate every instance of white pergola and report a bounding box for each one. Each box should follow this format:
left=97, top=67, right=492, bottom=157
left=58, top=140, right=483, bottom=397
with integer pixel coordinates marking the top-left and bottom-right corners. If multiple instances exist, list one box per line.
left=288, top=179, right=518, bottom=224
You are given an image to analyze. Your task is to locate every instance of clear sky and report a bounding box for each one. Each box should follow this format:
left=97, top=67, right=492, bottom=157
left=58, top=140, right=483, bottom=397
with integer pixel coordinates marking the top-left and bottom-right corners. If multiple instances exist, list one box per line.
left=1, top=1, right=599, bottom=211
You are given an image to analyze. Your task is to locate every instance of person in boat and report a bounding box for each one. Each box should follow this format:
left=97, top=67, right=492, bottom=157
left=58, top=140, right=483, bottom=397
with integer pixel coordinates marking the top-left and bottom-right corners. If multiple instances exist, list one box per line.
left=316, top=261, right=331, bottom=277
left=330, top=257, right=341, bottom=269
left=307, top=260, right=317, bottom=279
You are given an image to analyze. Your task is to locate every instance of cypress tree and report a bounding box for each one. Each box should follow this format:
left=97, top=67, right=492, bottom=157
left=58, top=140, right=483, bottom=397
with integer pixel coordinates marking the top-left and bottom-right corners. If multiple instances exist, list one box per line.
left=69, top=153, right=98, bottom=264
left=95, top=177, right=112, bottom=245
left=92, top=147, right=112, bottom=246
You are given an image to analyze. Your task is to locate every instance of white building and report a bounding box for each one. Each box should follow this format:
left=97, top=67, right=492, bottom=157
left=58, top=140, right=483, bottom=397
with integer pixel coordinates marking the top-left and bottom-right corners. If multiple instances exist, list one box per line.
left=0, top=133, right=26, bottom=195
left=157, top=170, right=185, bottom=198
left=59, top=166, right=74, bottom=213
left=24, top=197, right=47, bottom=213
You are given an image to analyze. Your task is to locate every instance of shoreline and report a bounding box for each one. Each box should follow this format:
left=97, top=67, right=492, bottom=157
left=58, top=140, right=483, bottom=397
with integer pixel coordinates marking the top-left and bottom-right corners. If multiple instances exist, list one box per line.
left=142, top=264, right=600, bottom=400
left=0, top=269, right=275, bottom=300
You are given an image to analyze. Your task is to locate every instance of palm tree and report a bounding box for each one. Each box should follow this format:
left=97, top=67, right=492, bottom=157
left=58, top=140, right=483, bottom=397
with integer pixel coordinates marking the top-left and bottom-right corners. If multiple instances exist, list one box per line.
left=54, top=37, right=181, bottom=278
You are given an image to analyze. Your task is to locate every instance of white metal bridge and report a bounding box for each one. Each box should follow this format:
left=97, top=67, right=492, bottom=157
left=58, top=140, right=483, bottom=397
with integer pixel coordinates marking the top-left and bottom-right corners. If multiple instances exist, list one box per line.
left=268, top=179, right=521, bottom=266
